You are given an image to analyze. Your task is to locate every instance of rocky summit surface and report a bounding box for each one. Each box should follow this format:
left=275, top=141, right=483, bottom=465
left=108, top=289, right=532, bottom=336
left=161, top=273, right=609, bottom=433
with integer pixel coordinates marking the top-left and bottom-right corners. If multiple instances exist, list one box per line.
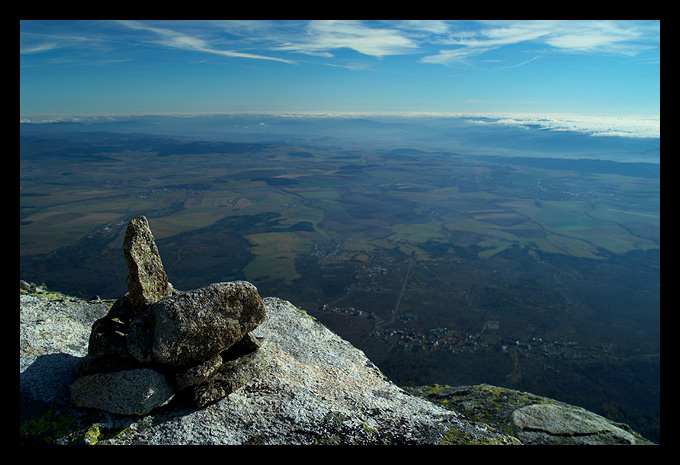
left=20, top=287, right=511, bottom=445
left=20, top=285, right=654, bottom=446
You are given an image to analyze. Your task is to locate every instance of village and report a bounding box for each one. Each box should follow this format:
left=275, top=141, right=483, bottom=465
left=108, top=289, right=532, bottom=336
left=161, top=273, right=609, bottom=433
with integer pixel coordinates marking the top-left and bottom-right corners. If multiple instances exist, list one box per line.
left=320, top=302, right=610, bottom=362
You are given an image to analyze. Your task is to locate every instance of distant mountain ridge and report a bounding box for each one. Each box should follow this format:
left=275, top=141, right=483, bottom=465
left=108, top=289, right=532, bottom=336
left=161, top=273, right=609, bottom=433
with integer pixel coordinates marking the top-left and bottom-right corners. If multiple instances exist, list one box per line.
left=20, top=113, right=660, bottom=163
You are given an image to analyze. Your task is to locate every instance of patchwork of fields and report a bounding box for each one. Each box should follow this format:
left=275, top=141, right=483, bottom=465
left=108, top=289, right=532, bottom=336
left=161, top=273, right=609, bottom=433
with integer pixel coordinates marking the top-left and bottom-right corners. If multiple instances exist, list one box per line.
left=20, top=134, right=660, bottom=441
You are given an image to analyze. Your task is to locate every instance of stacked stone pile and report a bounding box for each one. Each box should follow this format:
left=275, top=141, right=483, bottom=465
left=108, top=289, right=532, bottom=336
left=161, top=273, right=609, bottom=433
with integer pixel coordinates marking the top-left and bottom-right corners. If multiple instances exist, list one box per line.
left=70, top=216, right=266, bottom=415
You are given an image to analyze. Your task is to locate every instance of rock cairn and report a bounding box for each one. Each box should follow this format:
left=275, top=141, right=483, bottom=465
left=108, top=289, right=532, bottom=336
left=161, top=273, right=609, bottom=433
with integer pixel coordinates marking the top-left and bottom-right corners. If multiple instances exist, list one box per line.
left=70, top=216, right=266, bottom=415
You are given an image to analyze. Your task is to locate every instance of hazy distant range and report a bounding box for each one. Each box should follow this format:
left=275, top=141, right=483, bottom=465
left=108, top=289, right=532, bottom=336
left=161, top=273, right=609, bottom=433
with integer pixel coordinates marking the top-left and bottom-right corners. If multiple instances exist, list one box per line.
left=19, top=113, right=660, bottom=164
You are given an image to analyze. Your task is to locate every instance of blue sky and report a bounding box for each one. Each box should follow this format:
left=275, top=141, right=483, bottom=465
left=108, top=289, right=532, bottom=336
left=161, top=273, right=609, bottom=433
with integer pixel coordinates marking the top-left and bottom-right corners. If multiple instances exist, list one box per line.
left=20, top=20, right=660, bottom=122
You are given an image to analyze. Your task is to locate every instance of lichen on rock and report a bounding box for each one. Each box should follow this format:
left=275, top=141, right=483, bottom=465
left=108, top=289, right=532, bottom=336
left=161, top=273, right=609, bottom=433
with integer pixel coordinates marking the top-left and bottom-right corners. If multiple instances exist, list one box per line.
left=405, top=383, right=654, bottom=445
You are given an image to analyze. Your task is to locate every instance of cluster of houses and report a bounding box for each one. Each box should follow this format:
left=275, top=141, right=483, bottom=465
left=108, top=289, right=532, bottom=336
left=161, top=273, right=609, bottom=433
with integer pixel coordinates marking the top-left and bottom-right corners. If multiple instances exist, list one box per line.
left=369, top=324, right=607, bottom=361
left=318, top=300, right=608, bottom=362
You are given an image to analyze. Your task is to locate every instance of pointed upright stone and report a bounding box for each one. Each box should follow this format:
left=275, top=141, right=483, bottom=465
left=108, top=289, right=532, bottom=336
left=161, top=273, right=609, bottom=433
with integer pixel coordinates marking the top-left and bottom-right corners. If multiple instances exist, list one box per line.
left=123, top=216, right=172, bottom=315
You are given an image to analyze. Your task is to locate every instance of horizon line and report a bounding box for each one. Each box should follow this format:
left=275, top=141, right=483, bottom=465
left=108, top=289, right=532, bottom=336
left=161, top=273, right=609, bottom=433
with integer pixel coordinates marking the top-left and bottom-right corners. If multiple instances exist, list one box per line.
left=20, top=110, right=660, bottom=140
left=20, top=109, right=661, bottom=119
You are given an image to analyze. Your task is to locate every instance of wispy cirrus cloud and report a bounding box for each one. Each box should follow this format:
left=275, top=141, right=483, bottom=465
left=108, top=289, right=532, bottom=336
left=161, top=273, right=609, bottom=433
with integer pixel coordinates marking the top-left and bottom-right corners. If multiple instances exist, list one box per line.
left=115, top=20, right=296, bottom=64
left=20, top=21, right=296, bottom=64
left=21, top=20, right=659, bottom=69
left=270, top=20, right=419, bottom=58
left=20, top=26, right=111, bottom=56
left=20, top=39, right=61, bottom=55
left=419, top=20, right=659, bottom=66
left=21, top=20, right=418, bottom=66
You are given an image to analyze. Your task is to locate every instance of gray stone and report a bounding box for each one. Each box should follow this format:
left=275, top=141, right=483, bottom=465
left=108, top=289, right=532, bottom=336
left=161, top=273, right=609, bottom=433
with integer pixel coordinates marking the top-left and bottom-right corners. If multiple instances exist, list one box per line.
left=87, top=318, right=128, bottom=357
left=175, top=353, right=224, bottom=391
left=403, top=383, right=654, bottom=445
left=127, top=281, right=266, bottom=367
left=87, top=294, right=135, bottom=356
left=69, top=368, right=175, bottom=416
left=75, top=354, right=144, bottom=378
left=123, top=216, right=172, bottom=315
left=180, top=334, right=263, bottom=407
left=512, top=403, right=641, bottom=445
left=191, top=348, right=263, bottom=408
